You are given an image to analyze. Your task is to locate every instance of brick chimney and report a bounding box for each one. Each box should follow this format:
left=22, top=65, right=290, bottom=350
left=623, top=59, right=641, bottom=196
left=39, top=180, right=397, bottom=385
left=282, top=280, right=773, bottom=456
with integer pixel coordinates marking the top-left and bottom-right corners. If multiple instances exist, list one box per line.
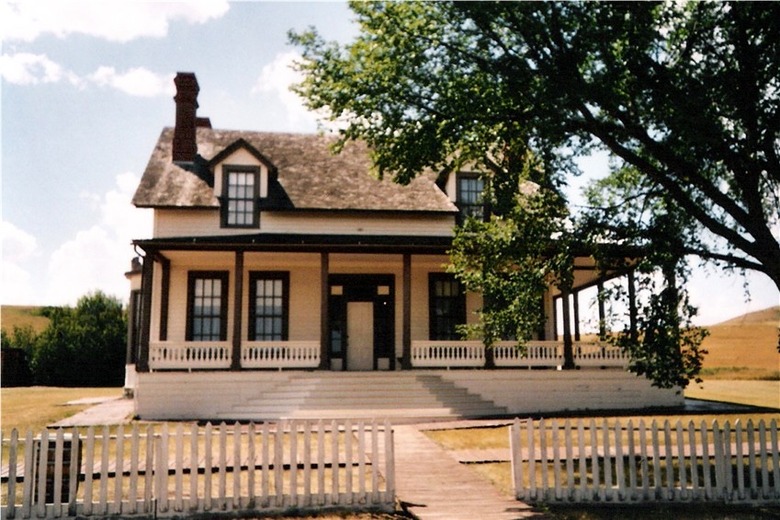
left=172, top=72, right=200, bottom=163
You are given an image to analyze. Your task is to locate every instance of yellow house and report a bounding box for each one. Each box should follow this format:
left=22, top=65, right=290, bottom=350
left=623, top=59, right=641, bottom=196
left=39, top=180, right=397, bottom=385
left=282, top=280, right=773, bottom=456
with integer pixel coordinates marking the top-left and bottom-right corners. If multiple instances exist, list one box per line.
left=126, top=73, right=681, bottom=420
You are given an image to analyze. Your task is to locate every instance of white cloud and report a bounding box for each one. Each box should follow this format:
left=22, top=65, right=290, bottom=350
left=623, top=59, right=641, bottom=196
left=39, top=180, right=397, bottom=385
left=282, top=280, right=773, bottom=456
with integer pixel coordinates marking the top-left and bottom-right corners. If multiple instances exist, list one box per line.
left=88, top=66, right=175, bottom=97
left=0, top=52, right=82, bottom=86
left=1, top=0, right=229, bottom=43
left=1, top=221, right=39, bottom=304
left=45, top=173, right=153, bottom=305
left=1, top=53, right=174, bottom=97
left=252, top=51, right=321, bottom=128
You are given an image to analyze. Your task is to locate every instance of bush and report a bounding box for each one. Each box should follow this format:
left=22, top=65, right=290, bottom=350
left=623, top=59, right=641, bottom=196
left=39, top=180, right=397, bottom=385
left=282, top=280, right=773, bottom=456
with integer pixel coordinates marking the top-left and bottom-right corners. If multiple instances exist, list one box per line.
left=1, top=326, right=37, bottom=386
left=31, top=292, right=127, bottom=387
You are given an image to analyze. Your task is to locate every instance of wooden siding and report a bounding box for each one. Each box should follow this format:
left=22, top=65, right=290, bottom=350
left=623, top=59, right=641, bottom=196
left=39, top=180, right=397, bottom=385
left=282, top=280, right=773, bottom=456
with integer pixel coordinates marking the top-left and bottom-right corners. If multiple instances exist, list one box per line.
left=153, top=209, right=455, bottom=238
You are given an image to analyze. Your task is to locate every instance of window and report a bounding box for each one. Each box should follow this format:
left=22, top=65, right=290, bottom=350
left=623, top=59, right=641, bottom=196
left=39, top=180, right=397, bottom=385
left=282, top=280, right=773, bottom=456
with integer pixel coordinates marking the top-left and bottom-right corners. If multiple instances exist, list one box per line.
left=222, top=166, right=259, bottom=227
left=186, top=272, right=229, bottom=341
left=249, top=272, right=289, bottom=341
left=428, top=273, right=466, bottom=341
left=457, top=173, right=485, bottom=221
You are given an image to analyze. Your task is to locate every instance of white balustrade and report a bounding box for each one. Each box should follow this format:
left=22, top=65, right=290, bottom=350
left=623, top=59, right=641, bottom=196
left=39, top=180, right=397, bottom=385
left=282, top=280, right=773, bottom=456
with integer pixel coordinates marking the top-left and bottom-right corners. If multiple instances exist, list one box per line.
left=411, top=340, right=485, bottom=368
left=242, top=341, right=321, bottom=368
left=413, top=340, right=628, bottom=368
left=149, top=341, right=231, bottom=369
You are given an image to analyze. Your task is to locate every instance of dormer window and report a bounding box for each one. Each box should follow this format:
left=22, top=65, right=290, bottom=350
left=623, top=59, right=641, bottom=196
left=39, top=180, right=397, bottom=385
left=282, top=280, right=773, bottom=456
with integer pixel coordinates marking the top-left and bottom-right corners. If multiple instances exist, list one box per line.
left=222, top=165, right=259, bottom=228
left=457, top=173, right=485, bottom=222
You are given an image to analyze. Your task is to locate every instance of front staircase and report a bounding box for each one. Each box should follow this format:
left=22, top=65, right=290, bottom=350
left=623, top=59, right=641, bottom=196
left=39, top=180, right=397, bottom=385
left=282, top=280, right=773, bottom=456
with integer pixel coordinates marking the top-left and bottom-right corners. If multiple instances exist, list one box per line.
left=216, top=372, right=508, bottom=421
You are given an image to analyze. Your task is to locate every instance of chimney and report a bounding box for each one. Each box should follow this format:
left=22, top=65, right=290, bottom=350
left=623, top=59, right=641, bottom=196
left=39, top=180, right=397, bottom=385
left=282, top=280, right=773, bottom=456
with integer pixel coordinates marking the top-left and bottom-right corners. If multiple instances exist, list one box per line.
left=172, top=72, right=200, bottom=163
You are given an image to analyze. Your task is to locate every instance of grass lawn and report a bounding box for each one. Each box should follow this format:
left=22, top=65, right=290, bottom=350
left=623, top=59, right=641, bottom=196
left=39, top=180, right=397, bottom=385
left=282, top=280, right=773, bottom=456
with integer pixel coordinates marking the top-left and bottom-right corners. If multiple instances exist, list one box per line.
left=0, top=386, right=122, bottom=433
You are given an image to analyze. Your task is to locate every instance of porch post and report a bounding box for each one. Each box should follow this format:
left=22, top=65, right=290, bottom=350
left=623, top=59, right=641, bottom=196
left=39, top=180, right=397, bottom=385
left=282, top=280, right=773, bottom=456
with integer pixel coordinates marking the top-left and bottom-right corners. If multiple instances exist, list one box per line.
left=561, top=290, right=576, bottom=369
left=572, top=290, right=581, bottom=342
left=597, top=280, right=606, bottom=341
left=402, top=253, right=412, bottom=369
left=159, top=257, right=170, bottom=341
left=231, top=250, right=244, bottom=370
left=137, top=254, right=154, bottom=373
left=319, top=252, right=330, bottom=369
left=627, top=269, right=638, bottom=343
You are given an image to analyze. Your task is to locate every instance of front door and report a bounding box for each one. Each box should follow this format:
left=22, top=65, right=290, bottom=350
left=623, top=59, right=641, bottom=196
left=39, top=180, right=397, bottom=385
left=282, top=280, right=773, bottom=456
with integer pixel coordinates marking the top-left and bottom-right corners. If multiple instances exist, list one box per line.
left=328, top=274, right=395, bottom=371
left=347, top=302, right=374, bottom=370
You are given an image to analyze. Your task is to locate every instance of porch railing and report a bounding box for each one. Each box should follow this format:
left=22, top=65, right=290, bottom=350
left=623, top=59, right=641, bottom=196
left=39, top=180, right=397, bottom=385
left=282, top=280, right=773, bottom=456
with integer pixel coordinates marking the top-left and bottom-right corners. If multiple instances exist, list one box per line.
left=242, top=341, right=320, bottom=369
left=148, top=341, right=321, bottom=370
left=149, top=341, right=231, bottom=370
left=412, top=340, right=629, bottom=369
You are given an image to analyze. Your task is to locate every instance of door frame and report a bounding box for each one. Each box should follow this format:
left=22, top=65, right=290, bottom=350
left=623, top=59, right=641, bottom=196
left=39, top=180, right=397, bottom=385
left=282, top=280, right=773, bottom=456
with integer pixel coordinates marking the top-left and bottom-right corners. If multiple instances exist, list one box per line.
left=328, top=274, right=395, bottom=371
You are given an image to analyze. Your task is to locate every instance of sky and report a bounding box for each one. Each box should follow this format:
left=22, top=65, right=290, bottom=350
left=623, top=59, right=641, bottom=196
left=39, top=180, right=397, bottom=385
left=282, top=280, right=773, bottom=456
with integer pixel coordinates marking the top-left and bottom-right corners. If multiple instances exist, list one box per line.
left=1, top=0, right=778, bottom=326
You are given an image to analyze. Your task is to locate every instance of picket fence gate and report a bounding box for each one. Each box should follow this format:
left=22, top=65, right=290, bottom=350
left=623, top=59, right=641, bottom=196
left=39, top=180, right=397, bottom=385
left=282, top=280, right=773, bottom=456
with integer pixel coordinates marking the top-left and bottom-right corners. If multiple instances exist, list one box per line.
left=1, top=419, right=395, bottom=519
left=509, top=417, right=779, bottom=504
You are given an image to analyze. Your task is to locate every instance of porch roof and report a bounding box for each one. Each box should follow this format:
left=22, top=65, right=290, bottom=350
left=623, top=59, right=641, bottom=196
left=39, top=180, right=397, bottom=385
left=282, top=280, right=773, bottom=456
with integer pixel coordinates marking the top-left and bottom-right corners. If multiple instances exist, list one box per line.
left=133, top=232, right=454, bottom=255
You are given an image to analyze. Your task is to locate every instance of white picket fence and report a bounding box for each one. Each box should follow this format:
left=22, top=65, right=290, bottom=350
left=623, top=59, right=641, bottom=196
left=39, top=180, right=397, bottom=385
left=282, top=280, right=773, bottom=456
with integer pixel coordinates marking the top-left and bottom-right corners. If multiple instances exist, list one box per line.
left=1, top=420, right=394, bottom=519
left=509, top=417, right=779, bottom=503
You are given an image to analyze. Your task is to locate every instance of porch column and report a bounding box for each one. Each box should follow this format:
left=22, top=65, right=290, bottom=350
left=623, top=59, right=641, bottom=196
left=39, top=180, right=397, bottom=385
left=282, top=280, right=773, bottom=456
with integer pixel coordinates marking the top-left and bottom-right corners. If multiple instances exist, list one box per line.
left=627, top=269, right=638, bottom=343
left=231, top=250, right=244, bottom=370
left=597, top=280, right=606, bottom=341
left=137, top=254, right=154, bottom=373
left=319, top=252, right=330, bottom=369
left=561, top=290, right=576, bottom=369
left=572, top=290, right=581, bottom=342
left=402, top=253, right=412, bottom=369
left=159, top=256, right=170, bottom=341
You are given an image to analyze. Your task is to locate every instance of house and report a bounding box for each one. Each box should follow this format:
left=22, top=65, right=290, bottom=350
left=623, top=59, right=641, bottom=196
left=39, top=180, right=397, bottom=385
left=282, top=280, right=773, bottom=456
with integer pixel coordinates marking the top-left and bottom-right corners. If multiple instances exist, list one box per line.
left=126, top=72, right=681, bottom=420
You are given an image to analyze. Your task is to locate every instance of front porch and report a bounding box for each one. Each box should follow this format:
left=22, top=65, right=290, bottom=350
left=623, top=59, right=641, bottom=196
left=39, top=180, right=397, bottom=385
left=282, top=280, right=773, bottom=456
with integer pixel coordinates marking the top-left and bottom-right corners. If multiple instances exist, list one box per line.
left=132, top=369, right=683, bottom=421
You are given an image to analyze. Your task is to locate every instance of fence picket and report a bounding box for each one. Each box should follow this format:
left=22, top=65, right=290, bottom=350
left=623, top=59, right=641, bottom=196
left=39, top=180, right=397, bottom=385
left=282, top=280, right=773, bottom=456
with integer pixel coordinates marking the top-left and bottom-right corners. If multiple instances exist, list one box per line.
left=344, top=419, right=353, bottom=505
left=747, top=420, right=757, bottom=499
left=330, top=420, right=339, bottom=505
left=316, top=420, right=325, bottom=505
left=247, top=422, right=256, bottom=507
left=614, top=419, right=625, bottom=502
left=261, top=422, right=270, bottom=507
left=701, top=420, right=712, bottom=499
left=21, top=429, right=34, bottom=518
left=217, top=423, right=227, bottom=510
left=232, top=422, right=241, bottom=509
left=675, top=421, right=686, bottom=500
left=602, top=419, right=612, bottom=502
left=589, top=419, right=600, bottom=501
left=638, top=420, right=649, bottom=500
left=735, top=420, right=746, bottom=500
left=724, top=421, right=733, bottom=500
left=577, top=420, right=586, bottom=501
left=539, top=419, right=548, bottom=500
left=290, top=420, right=299, bottom=507
left=650, top=420, right=661, bottom=500
left=189, top=423, right=199, bottom=512
left=273, top=422, right=283, bottom=507
left=527, top=418, right=536, bottom=502
left=626, top=420, right=637, bottom=501
left=6, top=429, right=19, bottom=518
left=772, top=420, right=780, bottom=500
left=564, top=420, right=574, bottom=501
left=663, top=421, right=673, bottom=500
left=551, top=420, right=561, bottom=500
left=204, top=422, right=213, bottom=511
left=759, top=421, right=770, bottom=499
left=113, top=425, right=125, bottom=515
left=174, top=423, right=184, bottom=512
left=304, top=421, right=312, bottom=506
left=687, top=421, right=700, bottom=500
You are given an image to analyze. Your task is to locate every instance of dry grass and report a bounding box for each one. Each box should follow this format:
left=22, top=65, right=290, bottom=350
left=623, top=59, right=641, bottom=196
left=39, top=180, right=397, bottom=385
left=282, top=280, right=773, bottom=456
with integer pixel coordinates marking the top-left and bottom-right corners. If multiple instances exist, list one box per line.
left=0, top=305, right=50, bottom=334
left=696, top=306, right=779, bottom=381
left=0, top=386, right=122, bottom=433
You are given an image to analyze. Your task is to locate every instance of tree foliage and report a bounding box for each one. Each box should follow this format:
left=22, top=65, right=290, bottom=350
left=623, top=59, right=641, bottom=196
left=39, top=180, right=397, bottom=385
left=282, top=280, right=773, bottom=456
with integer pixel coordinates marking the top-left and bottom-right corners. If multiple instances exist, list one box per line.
left=291, top=1, right=779, bottom=387
left=292, top=1, right=780, bottom=288
left=23, top=292, right=127, bottom=387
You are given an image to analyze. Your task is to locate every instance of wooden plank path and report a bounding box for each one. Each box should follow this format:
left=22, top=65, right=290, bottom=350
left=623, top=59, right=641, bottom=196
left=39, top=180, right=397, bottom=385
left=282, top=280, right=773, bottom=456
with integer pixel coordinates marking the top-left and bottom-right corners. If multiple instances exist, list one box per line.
left=392, top=424, right=536, bottom=519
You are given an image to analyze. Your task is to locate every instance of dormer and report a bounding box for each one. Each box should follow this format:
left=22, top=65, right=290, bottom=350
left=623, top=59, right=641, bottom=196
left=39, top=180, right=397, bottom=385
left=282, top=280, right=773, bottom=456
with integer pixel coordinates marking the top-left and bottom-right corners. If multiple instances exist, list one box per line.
left=437, top=169, right=486, bottom=224
left=209, top=139, right=277, bottom=229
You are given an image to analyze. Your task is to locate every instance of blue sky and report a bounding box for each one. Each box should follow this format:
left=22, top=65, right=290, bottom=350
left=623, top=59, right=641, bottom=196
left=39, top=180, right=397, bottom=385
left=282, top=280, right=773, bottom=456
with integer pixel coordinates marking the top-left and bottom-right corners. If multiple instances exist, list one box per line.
left=1, top=1, right=777, bottom=325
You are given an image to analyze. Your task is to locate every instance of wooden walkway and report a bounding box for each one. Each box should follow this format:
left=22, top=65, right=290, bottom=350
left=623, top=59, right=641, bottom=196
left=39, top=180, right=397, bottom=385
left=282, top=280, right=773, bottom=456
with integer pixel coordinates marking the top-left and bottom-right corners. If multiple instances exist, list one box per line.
left=393, top=424, right=537, bottom=519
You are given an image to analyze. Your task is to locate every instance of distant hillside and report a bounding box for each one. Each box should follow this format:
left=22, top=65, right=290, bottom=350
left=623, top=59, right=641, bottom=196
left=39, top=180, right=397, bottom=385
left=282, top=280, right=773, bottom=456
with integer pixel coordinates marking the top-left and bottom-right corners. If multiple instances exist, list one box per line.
left=0, top=306, right=50, bottom=335
left=716, top=305, right=779, bottom=327
left=700, top=305, right=779, bottom=378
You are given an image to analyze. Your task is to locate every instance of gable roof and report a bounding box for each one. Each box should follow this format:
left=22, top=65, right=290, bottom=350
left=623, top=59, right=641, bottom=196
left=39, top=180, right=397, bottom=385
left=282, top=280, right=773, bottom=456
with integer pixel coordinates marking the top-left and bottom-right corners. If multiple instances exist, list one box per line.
left=133, top=127, right=457, bottom=213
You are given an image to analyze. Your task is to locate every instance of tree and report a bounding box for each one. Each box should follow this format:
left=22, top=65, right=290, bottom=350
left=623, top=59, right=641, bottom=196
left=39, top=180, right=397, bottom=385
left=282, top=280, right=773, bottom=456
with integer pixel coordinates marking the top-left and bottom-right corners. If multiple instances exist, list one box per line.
left=292, top=1, right=780, bottom=290
left=291, top=1, right=778, bottom=387
left=32, top=292, right=126, bottom=387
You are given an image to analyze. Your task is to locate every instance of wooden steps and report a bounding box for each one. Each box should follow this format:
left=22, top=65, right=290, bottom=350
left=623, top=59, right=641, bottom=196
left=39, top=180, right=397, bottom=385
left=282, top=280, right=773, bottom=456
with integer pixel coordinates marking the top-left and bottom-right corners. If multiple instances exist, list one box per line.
left=216, top=372, right=508, bottom=421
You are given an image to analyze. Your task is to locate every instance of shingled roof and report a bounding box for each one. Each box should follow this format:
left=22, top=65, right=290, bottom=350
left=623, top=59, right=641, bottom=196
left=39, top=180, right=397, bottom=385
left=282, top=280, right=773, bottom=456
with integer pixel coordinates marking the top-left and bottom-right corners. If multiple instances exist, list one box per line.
left=133, top=127, right=457, bottom=213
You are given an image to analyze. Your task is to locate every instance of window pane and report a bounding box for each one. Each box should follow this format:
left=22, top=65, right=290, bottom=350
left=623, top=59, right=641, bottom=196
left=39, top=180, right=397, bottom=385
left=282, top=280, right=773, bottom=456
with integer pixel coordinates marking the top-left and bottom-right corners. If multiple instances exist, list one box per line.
left=250, top=274, right=288, bottom=341
left=225, top=170, right=257, bottom=227
left=189, top=274, right=225, bottom=341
